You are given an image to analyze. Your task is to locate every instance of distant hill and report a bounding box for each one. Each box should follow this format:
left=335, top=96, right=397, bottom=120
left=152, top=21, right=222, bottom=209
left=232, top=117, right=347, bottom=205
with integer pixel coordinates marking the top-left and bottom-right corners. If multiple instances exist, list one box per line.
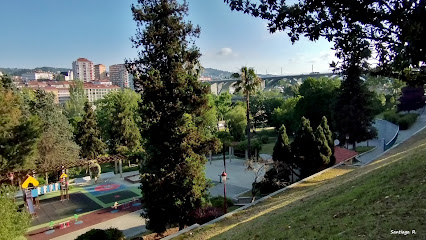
left=201, top=68, right=233, bottom=79
left=201, top=67, right=278, bottom=79
left=0, top=67, right=71, bottom=76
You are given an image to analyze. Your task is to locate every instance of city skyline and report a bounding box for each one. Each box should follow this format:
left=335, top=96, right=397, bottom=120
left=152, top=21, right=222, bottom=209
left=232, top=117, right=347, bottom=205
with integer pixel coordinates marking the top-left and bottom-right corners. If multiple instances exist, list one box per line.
left=0, top=0, right=337, bottom=75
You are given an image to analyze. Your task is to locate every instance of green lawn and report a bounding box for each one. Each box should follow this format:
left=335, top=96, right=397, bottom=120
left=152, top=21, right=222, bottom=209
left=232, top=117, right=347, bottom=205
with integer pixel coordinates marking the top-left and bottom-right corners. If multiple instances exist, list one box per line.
left=355, top=146, right=375, bottom=153
left=259, top=142, right=275, bottom=155
left=178, top=129, right=426, bottom=240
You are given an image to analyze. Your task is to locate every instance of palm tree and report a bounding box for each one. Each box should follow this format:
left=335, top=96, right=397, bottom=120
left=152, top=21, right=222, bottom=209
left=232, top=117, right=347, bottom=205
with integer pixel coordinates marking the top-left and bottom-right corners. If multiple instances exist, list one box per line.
left=232, top=67, right=261, bottom=160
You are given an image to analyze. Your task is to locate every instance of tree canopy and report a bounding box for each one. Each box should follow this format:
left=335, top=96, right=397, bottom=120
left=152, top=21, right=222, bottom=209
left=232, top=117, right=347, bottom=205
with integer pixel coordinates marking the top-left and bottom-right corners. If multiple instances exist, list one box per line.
left=0, top=75, right=40, bottom=173
left=28, top=90, right=80, bottom=170
left=64, top=80, right=87, bottom=131
left=96, top=89, right=143, bottom=155
left=75, top=102, right=106, bottom=159
left=126, top=0, right=220, bottom=232
left=224, top=0, right=426, bottom=76
left=0, top=186, right=31, bottom=240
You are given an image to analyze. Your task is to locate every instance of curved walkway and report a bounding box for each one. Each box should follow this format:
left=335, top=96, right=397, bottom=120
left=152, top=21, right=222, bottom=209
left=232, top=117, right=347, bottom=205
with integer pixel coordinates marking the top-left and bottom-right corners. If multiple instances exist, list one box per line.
left=356, top=107, right=426, bottom=165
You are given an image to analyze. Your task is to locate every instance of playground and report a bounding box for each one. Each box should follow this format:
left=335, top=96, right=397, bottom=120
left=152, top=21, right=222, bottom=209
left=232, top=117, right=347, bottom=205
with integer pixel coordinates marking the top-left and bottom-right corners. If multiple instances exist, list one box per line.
left=26, top=180, right=141, bottom=226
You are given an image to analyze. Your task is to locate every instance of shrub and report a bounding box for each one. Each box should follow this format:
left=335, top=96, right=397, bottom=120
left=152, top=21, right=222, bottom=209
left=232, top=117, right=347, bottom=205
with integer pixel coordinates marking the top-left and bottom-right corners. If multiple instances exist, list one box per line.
left=75, top=228, right=125, bottom=240
left=383, top=110, right=399, bottom=125
left=256, top=166, right=290, bottom=195
left=190, top=207, right=222, bottom=225
left=383, top=110, right=418, bottom=130
left=234, top=139, right=262, bottom=158
left=209, top=196, right=234, bottom=208
left=398, top=113, right=418, bottom=130
left=36, top=177, right=46, bottom=185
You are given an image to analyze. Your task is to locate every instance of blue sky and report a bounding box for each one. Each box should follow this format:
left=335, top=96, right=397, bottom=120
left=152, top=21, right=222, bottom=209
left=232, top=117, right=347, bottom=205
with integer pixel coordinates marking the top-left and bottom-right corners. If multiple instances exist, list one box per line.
left=0, top=0, right=336, bottom=75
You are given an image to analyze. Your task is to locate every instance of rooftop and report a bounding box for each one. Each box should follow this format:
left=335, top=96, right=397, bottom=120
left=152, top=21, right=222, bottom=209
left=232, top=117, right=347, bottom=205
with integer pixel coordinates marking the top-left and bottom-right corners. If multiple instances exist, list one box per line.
left=334, top=147, right=358, bottom=164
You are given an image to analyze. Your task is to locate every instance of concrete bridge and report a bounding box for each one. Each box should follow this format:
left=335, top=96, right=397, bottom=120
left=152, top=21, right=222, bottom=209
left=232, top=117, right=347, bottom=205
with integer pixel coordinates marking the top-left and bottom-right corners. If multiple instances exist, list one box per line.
left=202, top=72, right=339, bottom=95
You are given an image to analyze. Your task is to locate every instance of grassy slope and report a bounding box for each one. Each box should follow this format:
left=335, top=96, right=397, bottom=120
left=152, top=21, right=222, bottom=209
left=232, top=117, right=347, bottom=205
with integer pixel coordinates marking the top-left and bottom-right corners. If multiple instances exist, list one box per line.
left=179, top=129, right=426, bottom=240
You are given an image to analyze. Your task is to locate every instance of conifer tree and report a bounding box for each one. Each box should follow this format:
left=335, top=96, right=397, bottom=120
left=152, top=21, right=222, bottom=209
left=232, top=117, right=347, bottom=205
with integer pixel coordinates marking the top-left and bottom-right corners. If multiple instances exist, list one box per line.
left=126, top=0, right=219, bottom=232
left=291, top=117, right=321, bottom=178
left=315, top=125, right=332, bottom=166
left=320, top=116, right=336, bottom=165
left=75, top=102, right=106, bottom=159
left=64, top=80, right=87, bottom=131
left=272, top=124, right=297, bottom=182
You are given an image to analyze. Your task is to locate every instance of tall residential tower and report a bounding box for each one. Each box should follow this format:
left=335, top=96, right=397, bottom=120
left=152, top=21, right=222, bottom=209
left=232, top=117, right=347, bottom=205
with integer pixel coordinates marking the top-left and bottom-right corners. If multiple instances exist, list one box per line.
left=72, top=58, right=94, bottom=82
left=109, top=64, right=133, bottom=89
left=94, top=64, right=107, bottom=80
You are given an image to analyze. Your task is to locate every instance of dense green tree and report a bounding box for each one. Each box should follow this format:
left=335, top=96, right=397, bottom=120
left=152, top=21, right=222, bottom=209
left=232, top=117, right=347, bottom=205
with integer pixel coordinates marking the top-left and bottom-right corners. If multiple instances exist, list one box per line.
left=272, top=125, right=298, bottom=182
left=29, top=90, right=80, bottom=181
left=64, top=80, right=87, bottom=131
left=291, top=117, right=322, bottom=178
left=0, top=74, right=14, bottom=90
left=293, top=77, right=340, bottom=129
left=213, top=92, right=232, bottom=122
left=271, top=96, right=300, bottom=133
left=249, top=91, right=267, bottom=130
left=126, top=0, right=220, bottom=232
left=332, top=28, right=377, bottom=148
left=75, top=228, right=125, bottom=240
left=232, top=67, right=261, bottom=160
left=0, top=186, right=31, bottom=240
left=398, top=86, right=425, bottom=112
left=96, top=89, right=143, bottom=155
left=315, top=125, right=332, bottom=166
left=320, top=116, right=336, bottom=166
left=0, top=77, right=40, bottom=173
left=225, top=105, right=247, bottom=141
left=263, top=92, right=285, bottom=126
left=75, top=102, right=106, bottom=159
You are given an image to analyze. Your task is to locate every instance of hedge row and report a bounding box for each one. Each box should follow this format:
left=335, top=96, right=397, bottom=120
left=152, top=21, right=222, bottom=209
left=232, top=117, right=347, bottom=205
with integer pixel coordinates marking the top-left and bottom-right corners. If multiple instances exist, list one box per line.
left=383, top=110, right=418, bottom=130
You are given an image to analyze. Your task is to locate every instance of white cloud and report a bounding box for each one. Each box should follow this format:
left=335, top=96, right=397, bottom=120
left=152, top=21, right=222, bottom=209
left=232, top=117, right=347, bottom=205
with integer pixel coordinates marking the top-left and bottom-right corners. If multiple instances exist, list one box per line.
left=217, top=47, right=233, bottom=56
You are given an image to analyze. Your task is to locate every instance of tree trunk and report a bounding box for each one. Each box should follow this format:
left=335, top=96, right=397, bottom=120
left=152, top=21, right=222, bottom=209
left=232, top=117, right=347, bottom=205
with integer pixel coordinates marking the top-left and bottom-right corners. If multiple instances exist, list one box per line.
left=246, top=93, right=251, bottom=160
left=45, top=172, right=49, bottom=185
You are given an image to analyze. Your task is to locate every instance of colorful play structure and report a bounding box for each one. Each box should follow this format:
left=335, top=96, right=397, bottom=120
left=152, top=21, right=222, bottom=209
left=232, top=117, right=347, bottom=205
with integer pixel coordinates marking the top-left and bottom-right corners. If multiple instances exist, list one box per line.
left=21, top=175, right=40, bottom=217
left=20, top=169, right=70, bottom=217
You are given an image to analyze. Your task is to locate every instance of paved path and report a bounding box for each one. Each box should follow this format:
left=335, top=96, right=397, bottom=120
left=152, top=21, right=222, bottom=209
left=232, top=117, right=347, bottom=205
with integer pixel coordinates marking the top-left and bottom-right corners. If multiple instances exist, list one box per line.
left=51, top=210, right=146, bottom=240
left=356, top=107, right=426, bottom=165
left=27, top=201, right=143, bottom=240
left=205, top=158, right=265, bottom=198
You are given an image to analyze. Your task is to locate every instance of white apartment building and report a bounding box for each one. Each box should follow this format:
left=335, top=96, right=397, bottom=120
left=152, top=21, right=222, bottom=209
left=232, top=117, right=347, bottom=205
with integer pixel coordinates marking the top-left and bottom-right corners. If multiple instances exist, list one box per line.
left=21, top=71, right=54, bottom=82
left=60, top=71, right=74, bottom=81
left=84, top=83, right=120, bottom=103
left=72, top=58, right=94, bottom=82
left=109, top=64, right=133, bottom=89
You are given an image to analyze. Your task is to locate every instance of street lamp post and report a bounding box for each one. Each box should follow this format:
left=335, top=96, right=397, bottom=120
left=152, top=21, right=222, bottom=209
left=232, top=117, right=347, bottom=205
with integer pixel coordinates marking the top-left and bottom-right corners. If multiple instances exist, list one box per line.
left=346, top=134, right=350, bottom=149
left=221, top=171, right=227, bottom=214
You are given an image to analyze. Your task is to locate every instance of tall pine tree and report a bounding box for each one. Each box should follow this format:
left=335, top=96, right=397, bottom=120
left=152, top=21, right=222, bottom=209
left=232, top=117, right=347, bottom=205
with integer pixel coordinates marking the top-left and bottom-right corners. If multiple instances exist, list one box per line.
left=126, top=0, right=219, bottom=232
left=29, top=90, right=80, bottom=183
left=272, top=124, right=296, bottom=182
left=75, top=102, right=105, bottom=159
left=291, top=117, right=322, bottom=178
left=320, top=116, right=336, bottom=166
left=315, top=125, right=332, bottom=166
